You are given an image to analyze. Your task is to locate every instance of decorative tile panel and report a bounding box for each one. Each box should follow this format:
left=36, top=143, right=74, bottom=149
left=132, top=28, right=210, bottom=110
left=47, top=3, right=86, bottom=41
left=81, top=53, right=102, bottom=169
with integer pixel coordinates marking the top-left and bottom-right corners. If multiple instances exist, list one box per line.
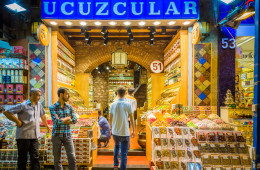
left=194, top=44, right=212, bottom=106
left=29, top=44, right=46, bottom=107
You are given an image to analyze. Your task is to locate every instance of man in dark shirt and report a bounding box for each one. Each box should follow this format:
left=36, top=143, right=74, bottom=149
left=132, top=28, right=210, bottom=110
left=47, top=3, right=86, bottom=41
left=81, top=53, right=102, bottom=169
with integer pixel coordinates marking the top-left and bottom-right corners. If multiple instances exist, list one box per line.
left=97, top=110, right=110, bottom=148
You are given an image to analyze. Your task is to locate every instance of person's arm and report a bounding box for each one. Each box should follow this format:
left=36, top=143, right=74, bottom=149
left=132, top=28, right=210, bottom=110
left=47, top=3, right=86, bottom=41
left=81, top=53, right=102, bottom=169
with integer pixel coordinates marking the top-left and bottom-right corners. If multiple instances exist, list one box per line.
left=128, top=104, right=135, bottom=138
left=50, top=107, right=70, bottom=125
left=69, top=106, right=77, bottom=124
left=40, top=105, right=51, bottom=132
left=109, top=105, right=113, bottom=134
left=3, top=104, right=23, bottom=128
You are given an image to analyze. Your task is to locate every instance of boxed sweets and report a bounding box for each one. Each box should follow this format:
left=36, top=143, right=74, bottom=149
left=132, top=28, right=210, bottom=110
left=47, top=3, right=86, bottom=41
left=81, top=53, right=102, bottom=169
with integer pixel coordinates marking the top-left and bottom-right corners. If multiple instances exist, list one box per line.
left=211, top=154, right=221, bottom=165
left=202, top=154, right=212, bottom=165
left=231, top=155, right=241, bottom=165
left=221, top=155, right=231, bottom=166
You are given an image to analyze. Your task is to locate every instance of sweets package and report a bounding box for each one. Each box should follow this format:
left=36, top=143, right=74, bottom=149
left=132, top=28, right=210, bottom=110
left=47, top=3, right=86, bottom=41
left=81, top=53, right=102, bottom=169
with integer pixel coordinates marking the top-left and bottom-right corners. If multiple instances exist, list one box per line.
left=161, top=138, right=168, bottom=149
left=237, top=143, right=248, bottom=154
left=211, top=154, right=221, bottom=165
left=212, top=166, right=223, bottom=170
left=208, top=143, right=218, bottom=153
left=184, top=139, right=192, bottom=150
left=191, top=137, right=199, bottom=150
left=227, top=143, right=237, bottom=153
left=182, top=127, right=189, bottom=138
left=235, top=132, right=245, bottom=142
left=221, top=155, right=231, bottom=165
left=207, top=132, right=217, bottom=142
left=156, top=161, right=164, bottom=170
left=231, top=155, right=241, bottom=165
left=169, top=138, right=176, bottom=150
left=203, top=166, right=212, bottom=170
left=171, top=161, right=179, bottom=170
left=171, top=150, right=178, bottom=161
left=186, top=150, right=194, bottom=162
left=176, top=138, right=184, bottom=150
left=197, top=131, right=207, bottom=141
left=218, top=143, right=228, bottom=153
left=160, top=127, right=167, bottom=138
left=164, top=161, right=171, bottom=170
left=240, top=155, right=251, bottom=165
left=167, top=127, right=175, bottom=138
left=202, top=154, right=211, bottom=165
left=162, top=150, right=170, bottom=161
left=199, top=142, right=208, bottom=153
left=153, top=138, right=161, bottom=150
left=153, top=127, right=160, bottom=138
left=226, top=132, right=235, bottom=142
left=174, top=127, right=182, bottom=137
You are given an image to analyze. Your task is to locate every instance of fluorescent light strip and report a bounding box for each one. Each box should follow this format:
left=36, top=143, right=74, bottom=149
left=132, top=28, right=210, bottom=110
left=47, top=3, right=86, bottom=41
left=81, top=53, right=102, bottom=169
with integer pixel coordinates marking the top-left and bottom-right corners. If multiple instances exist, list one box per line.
left=237, top=37, right=255, bottom=47
left=220, top=0, right=235, bottom=4
left=5, top=3, right=26, bottom=12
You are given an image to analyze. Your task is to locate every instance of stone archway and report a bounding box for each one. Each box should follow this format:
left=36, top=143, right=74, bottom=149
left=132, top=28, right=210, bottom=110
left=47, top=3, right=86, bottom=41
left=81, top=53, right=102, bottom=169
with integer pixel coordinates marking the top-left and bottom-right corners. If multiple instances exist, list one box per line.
left=70, top=40, right=170, bottom=73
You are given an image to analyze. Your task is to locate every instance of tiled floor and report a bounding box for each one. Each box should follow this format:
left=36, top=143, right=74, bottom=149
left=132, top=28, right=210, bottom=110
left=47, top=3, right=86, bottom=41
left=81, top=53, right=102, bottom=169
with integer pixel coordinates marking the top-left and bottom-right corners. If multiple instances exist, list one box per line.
left=98, top=126, right=145, bottom=150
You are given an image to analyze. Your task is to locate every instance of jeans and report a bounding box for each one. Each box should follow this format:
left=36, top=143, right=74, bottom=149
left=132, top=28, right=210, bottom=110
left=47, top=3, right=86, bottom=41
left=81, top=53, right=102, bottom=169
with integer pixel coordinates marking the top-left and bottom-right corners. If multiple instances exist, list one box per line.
left=52, top=136, right=76, bottom=170
left=16, top=139, right=40, bottom=170
left=113, top=135, right=130, bottom=170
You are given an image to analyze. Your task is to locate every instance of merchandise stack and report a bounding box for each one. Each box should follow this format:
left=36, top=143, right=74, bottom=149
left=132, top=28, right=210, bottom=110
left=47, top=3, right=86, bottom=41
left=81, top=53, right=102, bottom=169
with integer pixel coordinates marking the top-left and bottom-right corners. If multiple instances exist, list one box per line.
left=0, top=46, right=28, bottom=105
left=151, top=127, right=202, bottom=170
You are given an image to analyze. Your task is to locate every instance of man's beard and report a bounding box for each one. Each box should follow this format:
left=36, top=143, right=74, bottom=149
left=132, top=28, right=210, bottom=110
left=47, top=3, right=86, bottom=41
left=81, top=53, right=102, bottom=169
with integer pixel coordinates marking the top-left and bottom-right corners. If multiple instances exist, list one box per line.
left=63, top=96, right=69, bottom=102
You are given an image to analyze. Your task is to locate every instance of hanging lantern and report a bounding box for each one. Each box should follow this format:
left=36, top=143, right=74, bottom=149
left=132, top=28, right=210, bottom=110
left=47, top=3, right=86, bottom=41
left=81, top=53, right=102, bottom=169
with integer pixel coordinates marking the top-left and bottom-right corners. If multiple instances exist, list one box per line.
left=112, top=48, right=128, bottom=68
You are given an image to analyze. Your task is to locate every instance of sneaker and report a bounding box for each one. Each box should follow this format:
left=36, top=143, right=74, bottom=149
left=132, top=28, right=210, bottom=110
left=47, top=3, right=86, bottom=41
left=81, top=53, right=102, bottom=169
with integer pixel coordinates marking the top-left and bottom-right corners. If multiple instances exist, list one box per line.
left=104, top=140, right=110, bottom=147
left=114, top=166, right=119, bottom=170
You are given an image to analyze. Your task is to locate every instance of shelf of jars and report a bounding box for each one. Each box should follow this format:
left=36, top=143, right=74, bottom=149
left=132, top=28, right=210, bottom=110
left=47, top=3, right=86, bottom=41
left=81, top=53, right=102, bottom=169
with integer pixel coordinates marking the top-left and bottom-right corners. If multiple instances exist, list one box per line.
left=164, top=38, right=181, bottom=67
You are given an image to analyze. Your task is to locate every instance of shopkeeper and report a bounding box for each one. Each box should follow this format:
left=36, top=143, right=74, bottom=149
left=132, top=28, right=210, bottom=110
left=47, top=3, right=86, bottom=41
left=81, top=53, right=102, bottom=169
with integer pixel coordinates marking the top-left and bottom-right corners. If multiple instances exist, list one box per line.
left=0, top=88, right=50, bottom=170
left=97, top=110, right=110, bottom=147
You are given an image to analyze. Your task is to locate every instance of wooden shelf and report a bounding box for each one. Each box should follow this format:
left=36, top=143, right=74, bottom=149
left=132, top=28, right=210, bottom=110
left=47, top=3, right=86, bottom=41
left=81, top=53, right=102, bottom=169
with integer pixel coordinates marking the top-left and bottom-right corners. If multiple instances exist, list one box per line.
left=58, top=44, right=75, bottom=61
left=57, top=32, right=75, bottom=54
left=58, top=54, right=75, bottom=67
left=57, top=81, right=75, bottom=89
left=164, top=44, right=180, bottom=60
left=164, top=82, right=181, bottom=90
left=164, top=53, right=181, bottom=67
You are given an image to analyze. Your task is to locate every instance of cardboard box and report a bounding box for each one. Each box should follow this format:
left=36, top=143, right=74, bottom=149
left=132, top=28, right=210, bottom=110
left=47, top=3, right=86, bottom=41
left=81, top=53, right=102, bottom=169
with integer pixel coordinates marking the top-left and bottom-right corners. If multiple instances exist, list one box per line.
left=0, top=84, right=4, bottom=93
left=0, top=95, right=4, bottom=104
left=7, top=95, right=14, bottom=105
left=6, top=84, right=14, bottom=94
left=16, top=84, right=23, bottom=94
left=16, top=95, right=23, bottom=104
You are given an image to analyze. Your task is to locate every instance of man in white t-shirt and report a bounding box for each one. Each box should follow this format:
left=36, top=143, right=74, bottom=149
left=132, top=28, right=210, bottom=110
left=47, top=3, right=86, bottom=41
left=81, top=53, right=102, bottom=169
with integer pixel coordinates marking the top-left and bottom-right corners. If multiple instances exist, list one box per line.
left=109, top=87, right=135, bottom=170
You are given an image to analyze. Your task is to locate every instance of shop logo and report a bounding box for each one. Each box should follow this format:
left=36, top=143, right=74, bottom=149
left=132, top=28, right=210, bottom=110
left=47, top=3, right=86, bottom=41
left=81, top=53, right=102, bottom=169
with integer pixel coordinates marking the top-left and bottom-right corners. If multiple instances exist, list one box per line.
left=41, top=0, right=199, bottom=20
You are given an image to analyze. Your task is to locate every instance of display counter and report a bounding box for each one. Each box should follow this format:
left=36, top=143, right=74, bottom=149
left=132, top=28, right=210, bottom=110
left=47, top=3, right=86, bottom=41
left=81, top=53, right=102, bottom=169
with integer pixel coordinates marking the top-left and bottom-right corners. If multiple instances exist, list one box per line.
left=145, top=105, right=253, bottom=170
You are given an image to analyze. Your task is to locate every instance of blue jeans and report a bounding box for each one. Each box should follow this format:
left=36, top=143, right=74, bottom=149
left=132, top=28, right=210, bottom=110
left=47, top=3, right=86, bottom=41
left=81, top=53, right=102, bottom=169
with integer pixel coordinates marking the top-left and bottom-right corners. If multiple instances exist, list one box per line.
left=52, top=136, right=76, bottom=170
left=113, top=135, right=130, bottom=170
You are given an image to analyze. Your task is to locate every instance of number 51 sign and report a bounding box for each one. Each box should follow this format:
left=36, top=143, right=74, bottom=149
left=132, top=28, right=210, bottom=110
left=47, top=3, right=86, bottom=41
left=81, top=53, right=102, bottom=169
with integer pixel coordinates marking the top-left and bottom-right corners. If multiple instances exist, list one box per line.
left=150, top=60, right=164, bottom=73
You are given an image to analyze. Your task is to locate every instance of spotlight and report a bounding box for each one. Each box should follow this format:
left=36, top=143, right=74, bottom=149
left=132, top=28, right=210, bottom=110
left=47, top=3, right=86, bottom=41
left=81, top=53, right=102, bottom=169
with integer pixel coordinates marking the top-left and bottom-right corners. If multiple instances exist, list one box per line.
left=150, top=40, right=154, bottom=45
left=5, top=3, right=27, bottom=12
left=183, top=21, right=191, bottom=25
left=85, top=32, right=90, bottom=40
left=161, top=26, right=166, bottom=34
left=124, top=21, right=131, bottom=26
left=65, top=21, right=72, bottom=25
left=104, top=38, right=109, bottom=46
left=81, top=26, right=86, bottom=35
left=87, top=37, right=92, bottom=46
left=109, top=21, right=117, bottom=26
left=168, top=21, right=176, bottom=25
left=94, top=22, right=102, bottom=26
left=126, top=27, right=132, bottom=34
left=80, top=22, right=87, bottom=26
left=98, top=70, right=101, bottom=74
left=150, top=33, right=154, bottom=41
left=153, top=21, right=161, bottom=25
left=101, top=26, right=107, bottom=34
left=106, top=66, right=110, bottom=70
left=96, top=67, right=99, bottom=70
left=103, top=31, right=109, bottom=40
left=150, top=26, right=156, bottom=34
left=127, top=39, right=132, bottom=45
left=50, top=21, right=57, bottom=25
left=129, top=34, right=134, bottom=41
left=139, top=21, right=146, bottom=26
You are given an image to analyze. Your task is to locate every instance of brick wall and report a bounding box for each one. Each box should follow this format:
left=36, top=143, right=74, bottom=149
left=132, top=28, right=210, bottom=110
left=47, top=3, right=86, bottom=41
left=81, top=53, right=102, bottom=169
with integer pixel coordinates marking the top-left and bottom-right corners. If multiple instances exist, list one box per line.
left=70, top=40, right=170, bottom=73
left=92, top=71, right=109, bottom=110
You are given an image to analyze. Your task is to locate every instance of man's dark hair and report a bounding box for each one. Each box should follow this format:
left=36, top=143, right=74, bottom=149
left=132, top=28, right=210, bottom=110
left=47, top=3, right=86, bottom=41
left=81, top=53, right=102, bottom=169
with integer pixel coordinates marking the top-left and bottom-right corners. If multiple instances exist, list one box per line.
left=117, top=87, right=126, bottom=98
left=128, top=87, right=135, bottom=95
left=58, top=87, right=68, bottom=97
left=98, top=109, right=102, bottom=116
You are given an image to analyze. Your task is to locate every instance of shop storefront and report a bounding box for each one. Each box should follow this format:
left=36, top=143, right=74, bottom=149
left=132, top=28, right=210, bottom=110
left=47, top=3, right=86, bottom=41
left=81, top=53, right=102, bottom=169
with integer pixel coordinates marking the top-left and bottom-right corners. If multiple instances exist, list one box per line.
left=0, top=0, right=259, bottom=169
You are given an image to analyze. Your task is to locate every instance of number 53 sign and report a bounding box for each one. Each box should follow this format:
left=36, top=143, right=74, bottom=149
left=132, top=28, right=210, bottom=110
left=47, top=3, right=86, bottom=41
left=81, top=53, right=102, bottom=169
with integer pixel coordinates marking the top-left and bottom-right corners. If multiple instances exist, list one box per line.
left=150, top=60, right=164, bottom=73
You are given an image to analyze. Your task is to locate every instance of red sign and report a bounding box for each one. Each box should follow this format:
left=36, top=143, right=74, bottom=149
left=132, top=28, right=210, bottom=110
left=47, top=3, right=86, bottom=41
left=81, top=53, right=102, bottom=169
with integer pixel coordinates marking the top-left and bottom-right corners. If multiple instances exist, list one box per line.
left=150, top=60, right=164, bottom=73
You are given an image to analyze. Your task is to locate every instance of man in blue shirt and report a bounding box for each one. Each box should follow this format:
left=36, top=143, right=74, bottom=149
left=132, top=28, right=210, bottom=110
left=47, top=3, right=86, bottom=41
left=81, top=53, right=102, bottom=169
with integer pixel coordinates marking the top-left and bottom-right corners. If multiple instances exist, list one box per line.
left=0, top=88, right=50, bottom=170
left=97, top=110, right=110, bottom=147
left=109, top=87, right=135, bottom=170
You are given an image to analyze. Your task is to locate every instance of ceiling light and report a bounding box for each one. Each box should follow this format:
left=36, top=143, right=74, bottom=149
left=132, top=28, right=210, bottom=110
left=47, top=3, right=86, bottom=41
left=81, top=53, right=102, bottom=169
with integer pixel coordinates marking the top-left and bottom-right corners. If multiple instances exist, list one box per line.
left=220, top=0, right=235, bottom=4
left=85, top=32, right=90, bottom=40
left=161, top=26, right=166, bottom=34
left=95, top=22, right=102, bottom=26
left=151, top=26, right=156, bottom=34
left=183, top=21, right=191, bottom=25
left=126, top=27, right=132, bottom=34
left=127, top=39, right=132, bottom=45
left=129, top=34, right=134, bottom=41
left=80, top=22, right=87, bottom=26
left=109, top=21, right=117, bottom=26
left=5, top=3, right=26, bottom=12
left=103, top=31, right=109, bottom=40
left=101, top=26, right=107, bottom=34
left=50, top=21, right=57, bottom=25
left=98, top=71, right=101, bottom=74
left=124, top=21, right=131, bottom=26
left=139, top=21, right=146, bottom=26
left=96, top=67, right=99, bottom=70
left=106, top=66, right=110, bottom=70
left=150, top=33, right=154, bottom=41
left=81, top=26, right=86, bottom=34
left=87, top=37, right=92, bottom=46
left=168, top=21, right=176, bottom=25
left=65, top=21, right=72, bottom=25
left=150, top=40, right=154, bottom=45
left=153, top=21, right=161, bottom=25
left=104, top=38, right=109, bottom=46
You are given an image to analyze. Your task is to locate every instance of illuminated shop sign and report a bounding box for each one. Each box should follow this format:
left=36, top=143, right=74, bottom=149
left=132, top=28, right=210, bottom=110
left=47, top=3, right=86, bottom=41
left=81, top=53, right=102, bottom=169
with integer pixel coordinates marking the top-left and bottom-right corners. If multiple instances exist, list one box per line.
left=41, top=0, right=199, bottom=20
